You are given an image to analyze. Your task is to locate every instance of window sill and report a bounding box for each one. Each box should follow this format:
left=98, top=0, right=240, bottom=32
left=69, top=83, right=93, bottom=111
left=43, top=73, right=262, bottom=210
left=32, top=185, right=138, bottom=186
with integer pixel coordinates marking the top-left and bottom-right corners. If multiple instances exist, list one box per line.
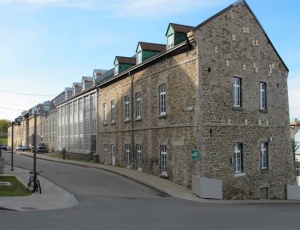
left=260, top=169, right=269, bottom=173
left=124, top=118, right=130, bottom=123
left=103, top=122, right=108, bottom=126
left=135, top=116, right=142, bottom=121
left=232, top=106, right=243, bottom=111
left=137, top=168, right=142, bottom=172
left=111, top=121, right=115, bottom=125
left=234, top=172, right=245, bottom=177
left=159, top=113, right=167, bottom=118
left=259, top=109, right=268, bottom=113
left=160, top=172, right=169, bottom=178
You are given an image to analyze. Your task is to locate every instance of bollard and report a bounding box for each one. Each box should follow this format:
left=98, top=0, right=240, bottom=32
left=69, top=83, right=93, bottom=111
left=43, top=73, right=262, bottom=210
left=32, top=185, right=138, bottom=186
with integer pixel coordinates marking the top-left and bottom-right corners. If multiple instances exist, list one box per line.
left=62, top=147, right=66, bottom=160
left=0, top=157, right=4, bottom=174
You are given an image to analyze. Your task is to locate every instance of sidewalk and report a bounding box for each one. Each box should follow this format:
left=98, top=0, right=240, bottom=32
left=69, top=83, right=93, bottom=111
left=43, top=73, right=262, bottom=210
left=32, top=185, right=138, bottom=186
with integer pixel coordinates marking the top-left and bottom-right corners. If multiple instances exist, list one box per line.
left=0, top=164, right=78, bottom=211
left=1, top=151, right=300, bottom=212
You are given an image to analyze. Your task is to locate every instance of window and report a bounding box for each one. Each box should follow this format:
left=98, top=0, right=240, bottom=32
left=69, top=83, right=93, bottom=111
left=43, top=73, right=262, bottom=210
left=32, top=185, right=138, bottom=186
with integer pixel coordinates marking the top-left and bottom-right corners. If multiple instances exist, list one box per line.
left=111, top=100, right=116, bottom=123
left=135, top=92, right=141, bottom=119
left=159, top=85, right=166, bottom=116
left=114, top=65, right=118, bottom=75
left=124, top=96, right=130, bottom=122
left=160, top=145, right=167, bottom=175
left=103, top=103, right=107, bottom=124
left=167, top=34, right=174, bottom=49
left=234, top=142, right=243, bottom=173
left=136, top=52, right=142, bottom=64
left=259, top=82, right=267, bottom=110
left=233, top=77, right=242, bottom=107
left=137, top=144, right=142, bottom=170
left=260, top=142, right=269, bottom=170
left=125, top=144, right=130, bottom=168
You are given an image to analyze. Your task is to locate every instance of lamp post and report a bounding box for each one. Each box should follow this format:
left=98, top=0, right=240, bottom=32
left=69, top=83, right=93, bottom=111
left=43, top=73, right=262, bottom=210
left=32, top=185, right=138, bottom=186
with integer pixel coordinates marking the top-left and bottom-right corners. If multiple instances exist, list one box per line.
left=33, top=101, right=51, bottom=189
left=10, top=116, right=23, bottom=171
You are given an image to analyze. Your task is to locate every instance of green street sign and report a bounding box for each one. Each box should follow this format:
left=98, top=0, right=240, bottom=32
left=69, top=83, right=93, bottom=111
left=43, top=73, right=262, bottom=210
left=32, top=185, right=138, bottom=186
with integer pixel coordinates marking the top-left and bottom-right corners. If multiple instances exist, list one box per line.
left=192, top=149, right=198, bottom=160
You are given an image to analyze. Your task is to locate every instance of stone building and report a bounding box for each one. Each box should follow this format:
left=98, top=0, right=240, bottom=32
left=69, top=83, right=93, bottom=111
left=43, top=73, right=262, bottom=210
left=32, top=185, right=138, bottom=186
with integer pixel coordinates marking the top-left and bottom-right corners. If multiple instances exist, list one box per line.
left=96, top=0, right=295, bottom=199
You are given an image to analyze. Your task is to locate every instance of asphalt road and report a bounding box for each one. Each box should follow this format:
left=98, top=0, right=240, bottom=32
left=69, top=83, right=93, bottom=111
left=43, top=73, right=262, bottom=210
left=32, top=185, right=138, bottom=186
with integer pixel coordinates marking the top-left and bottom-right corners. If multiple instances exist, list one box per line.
left=1, top=152, right=300, bottom=230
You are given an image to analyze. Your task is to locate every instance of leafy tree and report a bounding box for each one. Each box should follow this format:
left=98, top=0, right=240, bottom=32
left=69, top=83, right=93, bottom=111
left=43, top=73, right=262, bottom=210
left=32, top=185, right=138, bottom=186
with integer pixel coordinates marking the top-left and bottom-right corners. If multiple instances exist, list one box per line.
left=0, top=119, right=11, bottom=134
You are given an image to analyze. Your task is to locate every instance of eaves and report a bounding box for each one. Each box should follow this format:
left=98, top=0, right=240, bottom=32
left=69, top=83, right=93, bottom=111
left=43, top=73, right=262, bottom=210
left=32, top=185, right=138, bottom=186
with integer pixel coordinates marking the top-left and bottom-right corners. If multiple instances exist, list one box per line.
left=55, top=86, right=97, bottom=108
left=98, top=41, right=191, bottom=88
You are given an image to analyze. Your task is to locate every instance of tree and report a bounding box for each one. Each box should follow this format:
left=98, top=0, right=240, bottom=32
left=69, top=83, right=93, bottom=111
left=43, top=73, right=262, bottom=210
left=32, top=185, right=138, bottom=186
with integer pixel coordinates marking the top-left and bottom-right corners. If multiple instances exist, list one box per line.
left=0, top=119, right=11, bottom=134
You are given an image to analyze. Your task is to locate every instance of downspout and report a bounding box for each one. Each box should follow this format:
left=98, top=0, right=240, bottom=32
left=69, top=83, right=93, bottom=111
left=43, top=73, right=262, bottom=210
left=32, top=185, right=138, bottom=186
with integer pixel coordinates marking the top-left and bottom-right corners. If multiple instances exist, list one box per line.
left=130, top=72, right=134, bottom=169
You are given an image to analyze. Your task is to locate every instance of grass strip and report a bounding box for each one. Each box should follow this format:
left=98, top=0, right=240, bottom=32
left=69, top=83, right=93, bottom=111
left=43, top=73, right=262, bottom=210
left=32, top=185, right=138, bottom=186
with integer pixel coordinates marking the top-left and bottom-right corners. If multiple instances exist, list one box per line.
left=0, top=176, right=31, bottom=197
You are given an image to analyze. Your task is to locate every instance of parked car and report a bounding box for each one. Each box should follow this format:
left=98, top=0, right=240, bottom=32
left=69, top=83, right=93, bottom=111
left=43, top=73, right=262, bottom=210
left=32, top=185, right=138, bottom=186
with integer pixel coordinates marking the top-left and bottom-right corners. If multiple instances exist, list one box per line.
left=0, top=144, right=7, bottom=150
left=22, top=144, right=31, bottom=151
left=15, top=144, right=23, bottom=151
left=32, top=143, right=49, bottom=153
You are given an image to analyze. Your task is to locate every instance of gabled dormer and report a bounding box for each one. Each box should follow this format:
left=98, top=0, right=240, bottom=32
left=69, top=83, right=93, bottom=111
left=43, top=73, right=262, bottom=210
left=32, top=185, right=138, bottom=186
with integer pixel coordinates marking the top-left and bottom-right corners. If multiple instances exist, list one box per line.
left=165, top=23, right=194, bottom=50
left=93, top=69, right=102, bottom=78
left=82, top=76, right=94, bottom=90
left=114, top=56, right=136, bottom=76
left=64, top=87, right=73, bottom=100
left=72, top=82, right=82, bottom=96
left=95, top=68, right=114, bottom=85
left=136, top=42, right=166, bottom=64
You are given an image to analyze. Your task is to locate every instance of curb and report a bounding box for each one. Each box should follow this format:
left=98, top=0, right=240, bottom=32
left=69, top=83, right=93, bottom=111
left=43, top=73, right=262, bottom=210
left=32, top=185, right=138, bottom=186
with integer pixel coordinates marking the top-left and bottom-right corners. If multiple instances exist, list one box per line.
left=17, top=151, right=300, bottom=205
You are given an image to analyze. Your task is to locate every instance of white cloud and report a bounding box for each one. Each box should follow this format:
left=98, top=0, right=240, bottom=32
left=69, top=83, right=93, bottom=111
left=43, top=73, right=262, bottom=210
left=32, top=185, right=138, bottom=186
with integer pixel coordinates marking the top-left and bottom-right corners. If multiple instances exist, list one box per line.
left=0, top=0, right=231, bottom=17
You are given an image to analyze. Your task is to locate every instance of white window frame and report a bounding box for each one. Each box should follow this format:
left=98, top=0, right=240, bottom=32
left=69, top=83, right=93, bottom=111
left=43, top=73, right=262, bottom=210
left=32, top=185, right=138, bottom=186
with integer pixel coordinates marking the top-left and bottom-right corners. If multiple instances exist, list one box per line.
left=103, top=103, right=107, bottom=124
left=234, top=143, right=243, bottom=174
left=159, top=85, right=166, bottom=116
left=260, top=142, right=268, bottom=170
left=125, top=144, right=130, bottom=168
left=167, top=34, right=174, bottom=49
left=124, top=95, right=130, bottom=122
left=160, top=145, right=167, bottom=176
left=111, top=100, right=116, bottom=124
left=114, top=64, right=118, bottom=75
left=259, top=82, right=267, bottom=110
left=136, top=51, right=142, bottom=64
left=233, top=77, right=241, bottom=107
left=135, top=92, right=141, bottom=120
left=137, top=144, right=142, bottom=171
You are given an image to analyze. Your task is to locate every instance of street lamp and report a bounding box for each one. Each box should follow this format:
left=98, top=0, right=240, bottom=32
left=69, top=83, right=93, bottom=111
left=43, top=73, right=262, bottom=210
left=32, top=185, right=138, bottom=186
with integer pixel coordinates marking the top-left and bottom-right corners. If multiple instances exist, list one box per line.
left=11, top=115, right=23, bottom=171
left=33, top=101, right=51, bottom=189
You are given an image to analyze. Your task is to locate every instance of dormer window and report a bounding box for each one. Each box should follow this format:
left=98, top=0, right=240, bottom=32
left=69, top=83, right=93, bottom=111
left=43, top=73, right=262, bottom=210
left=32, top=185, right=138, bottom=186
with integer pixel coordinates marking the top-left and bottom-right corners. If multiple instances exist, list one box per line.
left=114, top=64, right=119, bottom=76
left=136, top=51, right=142, bottom=64
left=167, top=34, right=174, bottom=49
left=165, top=23, right=194, bottom=50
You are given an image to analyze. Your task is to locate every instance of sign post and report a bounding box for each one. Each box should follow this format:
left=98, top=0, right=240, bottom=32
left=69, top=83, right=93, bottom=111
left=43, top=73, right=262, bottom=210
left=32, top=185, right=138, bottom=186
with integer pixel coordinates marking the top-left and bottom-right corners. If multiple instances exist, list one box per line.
left=192, top=149, right=198, bottom=161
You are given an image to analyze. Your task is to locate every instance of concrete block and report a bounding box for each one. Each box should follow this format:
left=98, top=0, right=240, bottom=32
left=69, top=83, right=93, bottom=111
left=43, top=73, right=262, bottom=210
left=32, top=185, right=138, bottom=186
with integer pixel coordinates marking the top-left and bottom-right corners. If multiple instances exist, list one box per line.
left=192, top=175, right=222, bottom=199
left=286, top=185, right=300, bottom=200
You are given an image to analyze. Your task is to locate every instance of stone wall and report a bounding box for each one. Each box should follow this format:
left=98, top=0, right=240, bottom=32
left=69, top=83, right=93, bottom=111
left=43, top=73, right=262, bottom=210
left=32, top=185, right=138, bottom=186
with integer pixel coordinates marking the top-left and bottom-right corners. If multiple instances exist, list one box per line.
left=193, top=2, right=295, bottom=199
left=97, top=1, right=295, bottom=199
left=98, top=48, right=198, bottom=188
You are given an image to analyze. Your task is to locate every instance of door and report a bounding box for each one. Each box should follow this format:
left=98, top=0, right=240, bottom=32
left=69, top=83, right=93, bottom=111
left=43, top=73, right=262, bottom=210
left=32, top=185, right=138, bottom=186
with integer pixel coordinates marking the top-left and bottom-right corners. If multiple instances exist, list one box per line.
left=111, top=144, right=115, bottom=166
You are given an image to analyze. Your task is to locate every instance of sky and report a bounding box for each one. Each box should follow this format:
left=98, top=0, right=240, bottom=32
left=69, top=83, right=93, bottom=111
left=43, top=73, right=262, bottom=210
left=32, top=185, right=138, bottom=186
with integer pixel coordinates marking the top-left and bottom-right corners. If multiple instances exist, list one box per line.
left=0, top=0, right=299, bottom=122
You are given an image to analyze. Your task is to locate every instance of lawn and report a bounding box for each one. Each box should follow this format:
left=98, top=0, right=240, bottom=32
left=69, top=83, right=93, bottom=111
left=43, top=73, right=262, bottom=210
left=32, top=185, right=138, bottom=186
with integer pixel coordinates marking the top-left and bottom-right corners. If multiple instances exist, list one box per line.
left=0, top=176, right=31, bottom=197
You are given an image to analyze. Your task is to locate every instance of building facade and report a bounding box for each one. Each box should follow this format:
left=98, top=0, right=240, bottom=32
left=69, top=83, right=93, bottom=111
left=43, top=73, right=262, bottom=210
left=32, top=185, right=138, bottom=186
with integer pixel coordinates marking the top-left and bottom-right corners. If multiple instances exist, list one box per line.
left=55, top=76, right=99, bottom=160
left=96, top=0, right=295, bottom=199
left=6, top=0, right=295, bottom=200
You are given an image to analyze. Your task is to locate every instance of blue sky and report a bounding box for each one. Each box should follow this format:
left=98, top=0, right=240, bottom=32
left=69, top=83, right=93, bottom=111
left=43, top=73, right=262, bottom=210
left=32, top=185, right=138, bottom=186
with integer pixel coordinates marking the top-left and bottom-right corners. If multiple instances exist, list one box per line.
left=0, top=0, right=299, bottom=121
